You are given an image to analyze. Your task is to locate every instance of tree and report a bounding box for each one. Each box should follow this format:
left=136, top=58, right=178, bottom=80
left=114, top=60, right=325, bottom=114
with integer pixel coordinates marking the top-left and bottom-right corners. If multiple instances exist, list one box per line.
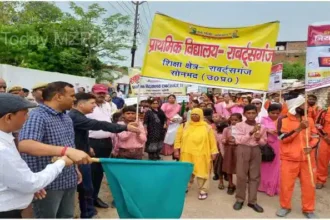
left=0, top=2, right=132, bottom=82
left=282, top=62, right=305, bottom=80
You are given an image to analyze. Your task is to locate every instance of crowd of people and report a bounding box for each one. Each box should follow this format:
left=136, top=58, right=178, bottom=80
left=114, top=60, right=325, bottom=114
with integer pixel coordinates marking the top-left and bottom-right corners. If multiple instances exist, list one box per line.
left=0, top=77, right=329, bottom=219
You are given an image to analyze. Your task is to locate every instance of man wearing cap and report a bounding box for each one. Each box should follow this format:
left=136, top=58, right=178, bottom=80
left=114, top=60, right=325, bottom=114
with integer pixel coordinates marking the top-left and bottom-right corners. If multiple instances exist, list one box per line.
left=32, top=83, right=48, bottom=105
left=8, top=86, right=25, bottom=98
left=0, top=78, right=6, bottom=93
left=18, top=81, right=91, bottom=218
left=0, top=93, right=74, bottom=218
left=87, top=84, right=117, bottom=209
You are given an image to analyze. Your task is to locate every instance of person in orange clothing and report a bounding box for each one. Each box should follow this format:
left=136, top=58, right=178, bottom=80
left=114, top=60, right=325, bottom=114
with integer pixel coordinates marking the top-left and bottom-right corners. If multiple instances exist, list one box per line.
left=315, top=97, right=330, bottom=190
left=276, top=94, right=319, bottom=219
left=307, top=94, right=321, bottom=122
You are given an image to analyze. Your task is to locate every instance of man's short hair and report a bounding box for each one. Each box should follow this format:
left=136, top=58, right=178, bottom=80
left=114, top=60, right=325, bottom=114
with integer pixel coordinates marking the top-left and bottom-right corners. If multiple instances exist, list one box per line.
left=42, top=81, right=74, bottom=101
left=74, top=93, right=96, bottom=105
left=22, top=88, right=29, bottom=93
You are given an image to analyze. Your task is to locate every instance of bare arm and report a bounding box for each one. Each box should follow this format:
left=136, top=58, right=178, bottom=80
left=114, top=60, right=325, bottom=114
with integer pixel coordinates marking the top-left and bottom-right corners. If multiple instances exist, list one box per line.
left=18, top=140, right=63, bottom=156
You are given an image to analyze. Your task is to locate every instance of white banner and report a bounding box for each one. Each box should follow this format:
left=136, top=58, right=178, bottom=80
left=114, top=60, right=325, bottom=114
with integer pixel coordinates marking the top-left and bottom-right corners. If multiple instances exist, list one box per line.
left=268, top=63, right=283, bottom=92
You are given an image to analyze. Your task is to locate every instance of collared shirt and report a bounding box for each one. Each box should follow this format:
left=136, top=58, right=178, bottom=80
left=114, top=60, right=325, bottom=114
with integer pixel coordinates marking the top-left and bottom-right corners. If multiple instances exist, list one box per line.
left=0, top=130, right=65, bottom=212
left=69, top=109, right=127, bottom=153
left=87, top=102, right=114, bottom=139
left=109, top=101, right=118, bottom=115
left=19, top=104, right=77, bottom=190
left=234, top=121, right=267, bottom=147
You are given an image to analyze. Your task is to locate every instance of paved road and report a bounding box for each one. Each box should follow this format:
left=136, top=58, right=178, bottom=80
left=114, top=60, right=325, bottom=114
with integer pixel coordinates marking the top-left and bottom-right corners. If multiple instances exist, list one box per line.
left=75, top=157, right=330, bottom=218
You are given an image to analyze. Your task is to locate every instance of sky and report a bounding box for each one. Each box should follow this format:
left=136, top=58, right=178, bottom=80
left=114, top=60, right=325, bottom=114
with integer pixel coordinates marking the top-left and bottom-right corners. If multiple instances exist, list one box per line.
left=56, top=1, right=330, bottom=67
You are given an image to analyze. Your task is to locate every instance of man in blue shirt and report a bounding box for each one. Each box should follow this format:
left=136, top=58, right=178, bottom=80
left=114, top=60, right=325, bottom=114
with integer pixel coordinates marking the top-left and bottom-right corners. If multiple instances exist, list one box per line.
left=19, top=81, right=91, bottom=218
left=112, top=92, right=125, bottom=109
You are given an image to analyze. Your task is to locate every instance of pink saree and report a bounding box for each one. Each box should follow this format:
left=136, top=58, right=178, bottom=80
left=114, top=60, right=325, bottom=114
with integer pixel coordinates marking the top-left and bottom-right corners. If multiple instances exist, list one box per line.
left=258, top=116, right=280, bottom=196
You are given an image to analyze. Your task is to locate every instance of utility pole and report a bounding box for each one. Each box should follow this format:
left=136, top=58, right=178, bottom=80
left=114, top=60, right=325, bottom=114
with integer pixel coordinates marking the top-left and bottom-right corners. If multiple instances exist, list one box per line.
left=131, top=1, right=145, bottom=68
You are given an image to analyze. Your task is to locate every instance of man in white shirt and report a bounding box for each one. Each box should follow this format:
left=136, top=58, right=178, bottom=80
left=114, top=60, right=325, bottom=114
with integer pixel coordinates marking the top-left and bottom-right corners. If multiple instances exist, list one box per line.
left=251, top=98, right=268, bottom=123
left=0, top=93, right=73, bottom=218
left=105, top=94, right=118, bottom=115
left=87, top=84, right=114, bottom=209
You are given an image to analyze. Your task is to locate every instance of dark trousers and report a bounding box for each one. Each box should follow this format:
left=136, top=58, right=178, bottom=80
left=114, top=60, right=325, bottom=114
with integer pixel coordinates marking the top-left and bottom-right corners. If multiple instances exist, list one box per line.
left=78, top=164, right=97, bottom=218
left=89, top=138, right=113, bottom=201
left=0, top=210, right=22, bottom=219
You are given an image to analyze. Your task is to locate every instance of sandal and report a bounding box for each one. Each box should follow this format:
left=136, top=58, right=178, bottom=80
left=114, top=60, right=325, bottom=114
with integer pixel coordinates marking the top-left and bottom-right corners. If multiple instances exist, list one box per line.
left=227, top=185, right=236, bottom=195
left=218, top=183, right=225, bottom=190
left=198, top=193, right=208, bottom=200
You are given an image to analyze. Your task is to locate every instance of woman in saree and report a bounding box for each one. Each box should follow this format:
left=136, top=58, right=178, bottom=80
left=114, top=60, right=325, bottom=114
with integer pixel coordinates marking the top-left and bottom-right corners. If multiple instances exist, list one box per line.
left=161, top=94, right=181, bottom=156
left=258, top=104, right=281, bottom=196
left=174, top=108, right=218, bottom=200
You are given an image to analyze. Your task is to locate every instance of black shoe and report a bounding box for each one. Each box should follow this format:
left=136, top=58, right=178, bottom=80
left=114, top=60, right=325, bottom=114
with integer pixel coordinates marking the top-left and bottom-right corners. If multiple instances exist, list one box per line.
left=213, top=175, right=219, bottom=180
left=248, top=203, right=264, bottom=213
left=233, top=202, right=243, bottom=211
left=94, top=198, right=109, bottom=208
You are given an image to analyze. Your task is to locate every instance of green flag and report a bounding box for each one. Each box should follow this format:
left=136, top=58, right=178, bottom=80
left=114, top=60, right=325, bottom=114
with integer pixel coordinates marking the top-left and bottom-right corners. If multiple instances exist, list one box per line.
left=100, top=158, right=193, bottom=218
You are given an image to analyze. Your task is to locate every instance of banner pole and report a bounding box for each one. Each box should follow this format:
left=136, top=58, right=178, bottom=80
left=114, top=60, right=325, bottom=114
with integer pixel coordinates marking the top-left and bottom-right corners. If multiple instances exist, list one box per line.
left=304, top=91, right=315, bottom=187
left=136, top=78, right=142, bottom=122
left=262, top=92, right=267, bottom=108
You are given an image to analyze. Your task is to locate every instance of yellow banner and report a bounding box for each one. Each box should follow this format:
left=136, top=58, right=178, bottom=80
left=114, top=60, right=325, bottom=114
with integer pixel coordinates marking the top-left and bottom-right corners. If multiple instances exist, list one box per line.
left=141, top=13, right=280, bottom=91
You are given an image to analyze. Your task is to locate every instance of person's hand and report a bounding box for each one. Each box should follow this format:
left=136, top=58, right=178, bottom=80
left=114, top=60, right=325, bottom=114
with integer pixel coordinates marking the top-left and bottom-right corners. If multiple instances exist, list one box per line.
left=76, top=168, right=82, bottom=184
left=222, top=138, right=227, bottom=144
left=254, top=132, right=261, bottom=141
left=127, top=122, right=141, bottom=134
left=228, top=136, right=236, bottom=145
left=299, top=120, right=309, bottom=130
left=174, top=149, right=180, bottom=159
left=34, top=189, right=47, bottom=200
left=211, top=154, right=217, bottom=161
left=129, top=121, right=138, bottom=127
left=89, top=148, right=95, bottom=157
left=60, top=155, right=74, bottom=166
left=251, top=125, right=259, bottom=134
left=65, top=148, right=91, bottom=165
left=303, top=147, right=313, bottom=155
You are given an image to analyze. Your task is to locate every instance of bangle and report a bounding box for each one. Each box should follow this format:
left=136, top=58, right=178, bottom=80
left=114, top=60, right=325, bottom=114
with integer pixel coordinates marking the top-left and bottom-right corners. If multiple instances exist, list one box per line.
left=61, top=146, right=68, bottom=156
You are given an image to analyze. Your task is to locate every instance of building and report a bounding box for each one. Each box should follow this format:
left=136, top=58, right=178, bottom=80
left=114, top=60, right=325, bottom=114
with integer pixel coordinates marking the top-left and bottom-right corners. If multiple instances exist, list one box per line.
left=274, top=41, right=307, bottom=65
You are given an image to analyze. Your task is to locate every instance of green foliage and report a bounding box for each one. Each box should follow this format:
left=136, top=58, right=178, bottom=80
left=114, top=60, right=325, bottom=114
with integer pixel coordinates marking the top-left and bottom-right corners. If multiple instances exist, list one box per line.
left=282, top=62, right=306, bottom=80
left=0, top=1, right=132, bottom=82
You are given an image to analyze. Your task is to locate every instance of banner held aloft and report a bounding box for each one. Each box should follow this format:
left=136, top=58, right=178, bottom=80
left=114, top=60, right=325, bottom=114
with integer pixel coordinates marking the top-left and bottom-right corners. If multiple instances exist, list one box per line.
left=141, top=13, right=280, bottom=91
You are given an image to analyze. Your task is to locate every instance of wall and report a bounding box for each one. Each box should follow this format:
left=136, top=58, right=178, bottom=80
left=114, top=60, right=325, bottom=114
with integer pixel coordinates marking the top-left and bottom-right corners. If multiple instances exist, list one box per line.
left=0, top=64, right=95, bottom=92
left=274, top=41, right=306, bottom=65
